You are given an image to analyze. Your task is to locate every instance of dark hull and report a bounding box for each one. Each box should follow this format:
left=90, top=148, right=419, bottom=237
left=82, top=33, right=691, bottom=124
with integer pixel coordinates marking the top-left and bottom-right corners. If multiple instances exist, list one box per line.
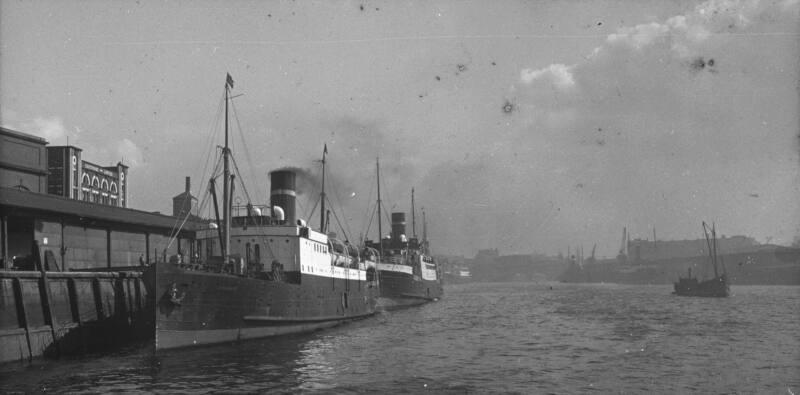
left=155, top=262, right=379, bottom=350
left=673, top=275, right=729, bottom=297
left=377, top=270, right=443, bottom=310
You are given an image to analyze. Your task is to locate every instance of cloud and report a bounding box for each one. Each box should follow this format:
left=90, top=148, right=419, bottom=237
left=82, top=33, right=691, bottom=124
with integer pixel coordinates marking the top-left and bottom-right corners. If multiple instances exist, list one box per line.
left=116, top=138, right=144, bottom=168
left=520, top=63, right=575, bottom=89
left=607, top=22, right=670, bottom=50
left=525, top=0, right=797, bottom=89
left=21, top=116, right=76, bottom=144
left=505, top=0, right=800, bottom=251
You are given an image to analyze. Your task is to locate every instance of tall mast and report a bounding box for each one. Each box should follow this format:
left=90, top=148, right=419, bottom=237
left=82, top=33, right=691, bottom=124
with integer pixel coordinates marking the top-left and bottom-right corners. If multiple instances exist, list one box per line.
left=422, top=208, right=427, bottom=254
left=376, top=158, right=383, bottom=259
left=411, top=188, right=416, bottom=239
left=320, top=144, right=327, bottom=232
left=702, top=221, right=718, bottom=277
left=712, top=223, right=719, bottom=277
left=653, top=227, right=657, bottom=250
left=222, top=73, right=233, bottom=263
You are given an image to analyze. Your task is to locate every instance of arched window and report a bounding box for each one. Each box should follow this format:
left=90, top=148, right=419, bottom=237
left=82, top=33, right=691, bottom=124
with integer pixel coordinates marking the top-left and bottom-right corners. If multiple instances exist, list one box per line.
left=82, top=174, right=90, bottom=185
left=101, top=179, right=109, bottom=191
left=110, top=182, right=118, bottom=193
left=92, top=176, right=100, bottom=189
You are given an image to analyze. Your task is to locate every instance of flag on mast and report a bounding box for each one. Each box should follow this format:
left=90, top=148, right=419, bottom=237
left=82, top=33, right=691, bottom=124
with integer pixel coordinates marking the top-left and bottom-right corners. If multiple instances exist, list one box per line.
left=226, top=73, right=234, bottom=89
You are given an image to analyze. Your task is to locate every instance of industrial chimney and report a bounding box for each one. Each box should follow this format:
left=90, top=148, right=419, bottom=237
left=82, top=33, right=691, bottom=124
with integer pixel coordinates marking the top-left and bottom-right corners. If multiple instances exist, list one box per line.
left=172, top=176, right=196, bottom=218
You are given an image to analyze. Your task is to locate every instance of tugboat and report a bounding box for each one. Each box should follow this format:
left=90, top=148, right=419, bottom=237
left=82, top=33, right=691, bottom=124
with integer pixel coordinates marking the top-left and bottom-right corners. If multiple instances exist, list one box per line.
left=673, top=222, right=730, bottom=297
left=153, top=75, right=379, bottom=350
left=364, top=160, right=443, bottom=310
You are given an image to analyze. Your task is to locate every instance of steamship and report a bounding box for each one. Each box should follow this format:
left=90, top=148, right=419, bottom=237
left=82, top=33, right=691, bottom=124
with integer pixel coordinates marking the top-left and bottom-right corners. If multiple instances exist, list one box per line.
left=153, top=75, right=379, bottom=350
left=363, top=162, right=443, bottom=310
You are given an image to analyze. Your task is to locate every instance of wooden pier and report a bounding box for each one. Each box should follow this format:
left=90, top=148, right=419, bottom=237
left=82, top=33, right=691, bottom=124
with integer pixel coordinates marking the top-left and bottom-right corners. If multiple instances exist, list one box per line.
left=0, top=271, right=154, bottom=362
left=0, top=269, right=152, bottom=364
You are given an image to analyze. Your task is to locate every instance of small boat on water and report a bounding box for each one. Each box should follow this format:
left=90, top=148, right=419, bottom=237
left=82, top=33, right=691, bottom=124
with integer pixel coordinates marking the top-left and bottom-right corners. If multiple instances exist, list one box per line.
left=152, top=75, right=379, bottom=350
left=673, top=222, right=730, bottom=297
left=363, top=160, right=443, bottom=310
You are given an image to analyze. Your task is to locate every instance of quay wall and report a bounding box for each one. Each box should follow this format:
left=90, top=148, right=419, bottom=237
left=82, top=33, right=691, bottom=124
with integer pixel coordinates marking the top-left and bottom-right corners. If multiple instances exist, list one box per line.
left=0, top=270, right=152, bottom=364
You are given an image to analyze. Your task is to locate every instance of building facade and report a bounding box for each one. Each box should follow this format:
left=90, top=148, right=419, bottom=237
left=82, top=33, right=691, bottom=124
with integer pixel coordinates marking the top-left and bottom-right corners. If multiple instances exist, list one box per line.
left=47, top=146, right=129, bottom=207
left=0, top=127, right=48, bottom=193
left=1, top=126, right=199, bottom=271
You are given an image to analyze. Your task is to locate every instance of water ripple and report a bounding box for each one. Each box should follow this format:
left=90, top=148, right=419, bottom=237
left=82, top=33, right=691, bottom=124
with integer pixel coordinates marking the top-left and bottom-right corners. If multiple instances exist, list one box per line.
left=0, top=283, right=798, bottom=393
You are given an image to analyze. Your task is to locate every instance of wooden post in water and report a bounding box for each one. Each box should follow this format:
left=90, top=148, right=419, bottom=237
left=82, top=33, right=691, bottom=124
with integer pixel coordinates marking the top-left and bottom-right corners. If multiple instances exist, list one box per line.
left=34, top=240, right=61, bottom=357
left=66, top=276, right=87, bottom=354
left=12, top=277, right=33, bottom=361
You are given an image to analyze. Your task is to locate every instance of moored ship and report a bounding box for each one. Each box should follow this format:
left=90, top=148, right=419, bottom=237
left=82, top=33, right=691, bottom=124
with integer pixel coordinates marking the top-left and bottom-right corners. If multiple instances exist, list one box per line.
left=153, top=76, right=379, bottom=350
left=363, top=162, right=442, bottom=309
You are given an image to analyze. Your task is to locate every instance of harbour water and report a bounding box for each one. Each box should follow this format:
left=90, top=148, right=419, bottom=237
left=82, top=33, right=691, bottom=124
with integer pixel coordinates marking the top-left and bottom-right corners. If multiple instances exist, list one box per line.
left=1, top=282, right=798, bottom=394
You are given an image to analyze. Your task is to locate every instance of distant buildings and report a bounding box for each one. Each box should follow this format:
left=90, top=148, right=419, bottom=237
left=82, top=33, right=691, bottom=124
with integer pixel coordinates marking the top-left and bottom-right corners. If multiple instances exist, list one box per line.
left=47, top=145, right=129, bottom=207
left=0, top=127, right=48, bottom=193
left=1, top=126, right=198, bottom=271
left=628, top=235, right=759, bottom=263
left=1, top=127, right=129, bottom=207
left=474, top=248, right=499, bottom=263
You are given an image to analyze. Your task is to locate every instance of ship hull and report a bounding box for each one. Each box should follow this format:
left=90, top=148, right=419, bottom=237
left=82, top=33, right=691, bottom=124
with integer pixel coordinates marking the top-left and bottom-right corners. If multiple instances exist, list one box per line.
left=673, top=275, right=729, bottom=297
left=377, top=269, right=443, bottom=310
left=155, top=262, right=378, bottom=350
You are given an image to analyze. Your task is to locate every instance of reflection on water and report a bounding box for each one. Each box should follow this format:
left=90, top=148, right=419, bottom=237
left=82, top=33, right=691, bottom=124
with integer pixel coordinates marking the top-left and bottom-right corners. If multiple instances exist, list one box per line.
left=1, top=283, right=798, bottom=393
left=295, top=337, right=339, bottom=392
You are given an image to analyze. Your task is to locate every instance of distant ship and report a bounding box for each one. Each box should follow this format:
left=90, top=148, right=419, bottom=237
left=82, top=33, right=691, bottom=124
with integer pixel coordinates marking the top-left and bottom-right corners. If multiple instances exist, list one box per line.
left=673, top=222, right=730, bottom=297
left=363, top=160, right=443, bottom=309
left=153, top=75, right=379, bottom=350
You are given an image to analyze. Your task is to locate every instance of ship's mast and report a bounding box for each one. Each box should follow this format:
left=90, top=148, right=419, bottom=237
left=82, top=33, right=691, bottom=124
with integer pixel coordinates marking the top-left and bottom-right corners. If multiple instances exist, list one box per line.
left=222, top=73, right=233, bottom=263
left=702, top=221, right=719, bottom=278
left=653, top=227, right=657, bottom=251
left=422, top=207, right=428, bottom=255
left=320, top=144, right=327, bottom=233
left=411, top=188, right=416, bottom=239
left=376, top=158, right=384, bottom=259
left=711, top=223, right=719, bottom=277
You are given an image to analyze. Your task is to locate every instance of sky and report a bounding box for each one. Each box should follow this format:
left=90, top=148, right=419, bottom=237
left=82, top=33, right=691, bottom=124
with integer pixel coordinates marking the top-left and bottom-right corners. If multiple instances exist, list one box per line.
left=2, top=0, right=798, bottom=258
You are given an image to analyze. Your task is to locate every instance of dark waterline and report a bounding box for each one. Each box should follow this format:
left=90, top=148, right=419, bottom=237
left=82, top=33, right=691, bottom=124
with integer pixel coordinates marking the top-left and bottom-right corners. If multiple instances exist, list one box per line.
left=1, top=282, right=798, bottom=394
